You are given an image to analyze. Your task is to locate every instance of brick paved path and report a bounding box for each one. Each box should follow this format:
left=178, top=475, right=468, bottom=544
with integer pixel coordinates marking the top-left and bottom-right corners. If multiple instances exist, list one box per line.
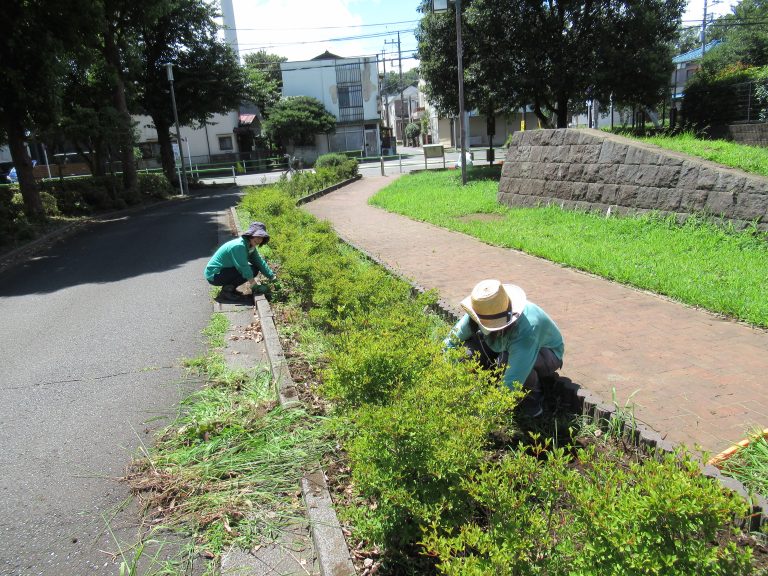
left=303, top=175, right=768, bottom=455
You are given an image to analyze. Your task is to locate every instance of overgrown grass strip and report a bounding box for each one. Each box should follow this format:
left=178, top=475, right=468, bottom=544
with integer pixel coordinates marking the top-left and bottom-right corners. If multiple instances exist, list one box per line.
left=369, top=169, right=768, bottom=327
left=127, top=314, right=331, bottom=558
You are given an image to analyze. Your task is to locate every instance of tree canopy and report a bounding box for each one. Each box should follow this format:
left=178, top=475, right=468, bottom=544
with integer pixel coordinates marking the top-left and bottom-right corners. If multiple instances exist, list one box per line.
left=416, top=0, right=684, bottom=127
left=700, top=0, right=768, bottom=74
left=262, top=97, right=336, bottom=147
left=381, top=68, right=420, bottom=95
left=243, top=50, right=287, bottom=115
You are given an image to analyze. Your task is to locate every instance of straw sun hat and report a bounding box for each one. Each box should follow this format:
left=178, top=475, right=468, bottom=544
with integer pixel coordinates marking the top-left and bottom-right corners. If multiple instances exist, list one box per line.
left=460, top=279, right=527, bottom=332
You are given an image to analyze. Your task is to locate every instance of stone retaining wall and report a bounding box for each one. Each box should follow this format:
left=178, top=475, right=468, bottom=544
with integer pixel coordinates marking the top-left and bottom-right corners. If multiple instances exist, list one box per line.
left=728, top=123, right=768, bottom=148
left=498, top=129, right=768, bottom=230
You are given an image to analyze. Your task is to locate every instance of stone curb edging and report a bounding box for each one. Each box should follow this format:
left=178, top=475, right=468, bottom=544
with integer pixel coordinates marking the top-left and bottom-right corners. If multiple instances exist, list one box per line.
left=328, top=232, right=768, bottom=534
left=296, top=175, right=363, bottom=206
left=229, top=205, right=356, bottom=575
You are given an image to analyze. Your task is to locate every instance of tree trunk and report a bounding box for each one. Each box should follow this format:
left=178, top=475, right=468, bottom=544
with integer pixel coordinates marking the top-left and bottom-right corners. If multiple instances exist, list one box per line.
left=556, top=92, right=568, bottom=128
left=152, top=113, right=177, bottom=186
left=102, top=23, right=139, bottom=202
left=3, top=108, right=43, bottom=220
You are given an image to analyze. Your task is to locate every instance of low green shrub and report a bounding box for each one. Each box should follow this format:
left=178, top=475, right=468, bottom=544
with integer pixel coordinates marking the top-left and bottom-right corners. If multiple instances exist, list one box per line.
left=314, top=152, right=350, bottom=168
left=425, top=444, right=754, bottom=575
left=346, top=362, right=519, bottom=547
left=138, top=173, right=174, bottom=199
left=0, top=185, right=33, bottom=246
left=238, top=183, right=759, bottom=573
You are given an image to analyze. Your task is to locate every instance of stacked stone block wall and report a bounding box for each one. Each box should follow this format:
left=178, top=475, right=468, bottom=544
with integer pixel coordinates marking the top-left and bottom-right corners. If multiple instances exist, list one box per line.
left=728, top=123, right=768, bottom=148
left=498, top=129, right=768, bottom=230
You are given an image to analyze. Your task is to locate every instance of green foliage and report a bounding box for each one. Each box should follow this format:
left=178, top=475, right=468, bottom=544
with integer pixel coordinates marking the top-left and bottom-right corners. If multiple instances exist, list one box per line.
left=138, top=173, right=174, bottom=199
left=417, top=0, right=682, bottom=127
left=238, top=180, right=757, bottom=570
left=424, top=444, right=754, bottom=575
left=382, top=68, right=420, bottom=96
left=243, top=50, right=286, bottom=115
left=0, top=185, right=33, bottom=247
left=371, top=170, right=768, bottom=328
left=700, top=0, right=768, bottom=75
left=405, top=122, right=421, bottom=145
left=640, top=131, right=768, bottom=177
left=314, top=154, right=358, bottom=180
left=683, top=64, right=768, bottom=128
left=263, top=96, right=336, bottom=147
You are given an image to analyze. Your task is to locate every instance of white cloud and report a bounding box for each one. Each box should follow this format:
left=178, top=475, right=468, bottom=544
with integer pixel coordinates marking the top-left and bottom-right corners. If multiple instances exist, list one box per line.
left=231, top=0, right=369, bottom=62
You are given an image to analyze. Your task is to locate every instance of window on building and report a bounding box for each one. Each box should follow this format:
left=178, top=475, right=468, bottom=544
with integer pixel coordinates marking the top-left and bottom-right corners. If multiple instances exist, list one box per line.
left=218, top=135, right=233, bottom=151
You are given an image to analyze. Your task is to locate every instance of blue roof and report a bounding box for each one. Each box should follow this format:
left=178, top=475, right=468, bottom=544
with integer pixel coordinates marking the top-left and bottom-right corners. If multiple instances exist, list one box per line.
left=673, top=40, right=722, bottom=64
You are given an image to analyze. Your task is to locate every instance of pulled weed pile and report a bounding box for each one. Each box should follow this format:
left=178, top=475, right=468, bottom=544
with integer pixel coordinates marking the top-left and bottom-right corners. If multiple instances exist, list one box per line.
left=125, top=314, right=330, bottom=559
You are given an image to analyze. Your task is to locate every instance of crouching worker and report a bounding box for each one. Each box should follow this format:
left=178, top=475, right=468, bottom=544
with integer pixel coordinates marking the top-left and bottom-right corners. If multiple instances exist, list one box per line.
left=205, top=221, right=277, bottom=302
left=444, top=279, right=564, bottom=418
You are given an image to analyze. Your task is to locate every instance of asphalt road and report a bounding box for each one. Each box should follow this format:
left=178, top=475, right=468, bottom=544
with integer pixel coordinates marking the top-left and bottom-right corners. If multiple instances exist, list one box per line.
left=0, top=188, right=242, bottom=575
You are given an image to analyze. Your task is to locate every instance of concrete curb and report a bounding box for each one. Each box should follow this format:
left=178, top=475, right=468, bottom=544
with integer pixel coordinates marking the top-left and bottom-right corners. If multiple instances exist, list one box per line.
left=330, top=227, right=768, bottom=533
left=229, top=203, right=355, bottom=575
left=296, top=175, right=363, bottom=206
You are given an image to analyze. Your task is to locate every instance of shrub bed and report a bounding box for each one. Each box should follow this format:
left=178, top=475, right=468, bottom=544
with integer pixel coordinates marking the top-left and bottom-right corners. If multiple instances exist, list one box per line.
left=240, top=185, right=766, bottom=574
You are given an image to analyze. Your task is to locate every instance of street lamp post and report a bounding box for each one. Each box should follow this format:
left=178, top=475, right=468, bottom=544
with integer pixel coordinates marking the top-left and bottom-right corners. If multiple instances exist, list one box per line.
left=165, top=63, right=188, bottom=196
left=433, top=0, right=467, bottom=185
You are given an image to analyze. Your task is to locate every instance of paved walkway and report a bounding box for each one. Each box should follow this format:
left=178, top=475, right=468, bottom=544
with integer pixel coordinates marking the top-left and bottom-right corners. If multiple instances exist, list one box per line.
left=303, top=175, right=768, bottom=455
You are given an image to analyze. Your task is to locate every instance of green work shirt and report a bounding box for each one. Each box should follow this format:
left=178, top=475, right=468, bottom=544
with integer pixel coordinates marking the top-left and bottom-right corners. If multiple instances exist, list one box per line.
left=204, top=237, right=275, bottom=283
left=444, top=302, right=564, bottom=389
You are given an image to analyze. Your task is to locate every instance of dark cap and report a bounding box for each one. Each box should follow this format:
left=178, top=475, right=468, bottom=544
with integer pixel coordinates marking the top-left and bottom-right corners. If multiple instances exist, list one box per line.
left=242, top=221, right=270, bottom=244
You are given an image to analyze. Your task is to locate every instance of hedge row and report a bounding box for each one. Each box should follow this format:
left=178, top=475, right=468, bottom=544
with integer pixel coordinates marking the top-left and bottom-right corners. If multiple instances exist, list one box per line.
left=683, top=64, right=768, bottom=130
left=240, top=187, right=759, bottom=574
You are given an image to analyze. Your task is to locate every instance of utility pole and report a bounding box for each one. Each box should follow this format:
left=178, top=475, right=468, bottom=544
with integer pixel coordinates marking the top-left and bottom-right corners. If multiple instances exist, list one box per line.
left=456, top=0, right=466, bottom=185
left=381, top=49, right=390, bottom=129
left=398, top=32, right=404, bottom=144
left=701, top=0, right=709, bottom=56
left=384, top=34, right=405, bottom=145
left=165, top=63, right=188, bottom=196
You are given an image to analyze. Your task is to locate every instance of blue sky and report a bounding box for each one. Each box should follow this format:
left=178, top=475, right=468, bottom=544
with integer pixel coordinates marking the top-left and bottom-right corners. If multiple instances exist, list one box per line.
left=228, top=0, right=739, bottom=70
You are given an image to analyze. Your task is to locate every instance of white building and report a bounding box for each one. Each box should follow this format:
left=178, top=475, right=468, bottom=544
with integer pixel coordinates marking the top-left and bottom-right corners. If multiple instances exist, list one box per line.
left=134, top=112, right=241, bottom=167
left=280, top=51, right=382, bottom=161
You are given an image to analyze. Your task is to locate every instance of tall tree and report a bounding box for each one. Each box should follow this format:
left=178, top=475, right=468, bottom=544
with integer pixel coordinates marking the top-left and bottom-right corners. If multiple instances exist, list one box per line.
left=243, top=50, right=287, bottom=116
left=136, top=0, right=247, bottom=184
left=0, top=0, right=97, bottom=219
left=417, top=0, right=683, bottom=128
left=262, top=97, right=336, bottom=148
left=701, top=0, right=768, bottom=73
left=96, top=0, right=167, bottom=202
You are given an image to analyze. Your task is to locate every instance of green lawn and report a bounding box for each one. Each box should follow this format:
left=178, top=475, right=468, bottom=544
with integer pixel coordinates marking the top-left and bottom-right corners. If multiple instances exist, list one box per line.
left=638, top=132, right=768, bottom=177
left=370, top=169, right=768, bottom=328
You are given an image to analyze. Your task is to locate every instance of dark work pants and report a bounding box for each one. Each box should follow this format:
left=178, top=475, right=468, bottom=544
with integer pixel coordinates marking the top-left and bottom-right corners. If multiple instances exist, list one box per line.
left=464, top=333, right=561, bottom=393
left=209, top=264, right=259, bottom=288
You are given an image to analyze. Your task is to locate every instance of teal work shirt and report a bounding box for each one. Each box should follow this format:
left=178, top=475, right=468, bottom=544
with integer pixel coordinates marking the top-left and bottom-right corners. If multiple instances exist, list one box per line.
left=204, top=237, right=275, bottom=283
left=444, top=302, right=564, bottom=389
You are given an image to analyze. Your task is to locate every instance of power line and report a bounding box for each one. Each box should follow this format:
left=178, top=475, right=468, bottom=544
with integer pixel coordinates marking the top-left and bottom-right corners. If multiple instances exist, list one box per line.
left=235, top=28, right=417, bottom=49
left=223, top=19, right=420, bottom=31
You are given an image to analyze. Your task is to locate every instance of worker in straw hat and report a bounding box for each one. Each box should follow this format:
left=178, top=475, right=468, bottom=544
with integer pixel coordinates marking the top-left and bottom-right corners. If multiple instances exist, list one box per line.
left=444, top=279, right=564, bottom=418
left=205, top=221, right=277, bottom=302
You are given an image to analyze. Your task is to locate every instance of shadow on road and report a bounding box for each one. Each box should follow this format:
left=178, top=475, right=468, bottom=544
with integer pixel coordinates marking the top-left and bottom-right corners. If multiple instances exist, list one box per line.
left=0, top=188, right=243, bottom=297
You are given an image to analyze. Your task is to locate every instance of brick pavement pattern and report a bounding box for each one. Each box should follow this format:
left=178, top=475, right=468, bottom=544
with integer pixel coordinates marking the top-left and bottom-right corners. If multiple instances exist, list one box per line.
left=302, top=175, right=768, bottom=455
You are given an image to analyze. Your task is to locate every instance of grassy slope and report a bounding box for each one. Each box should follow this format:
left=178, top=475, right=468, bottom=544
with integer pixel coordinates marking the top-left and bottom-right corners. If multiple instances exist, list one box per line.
left=638, top=133, right=768, bottom=178
left=370, top=169, right=768, bottom=327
